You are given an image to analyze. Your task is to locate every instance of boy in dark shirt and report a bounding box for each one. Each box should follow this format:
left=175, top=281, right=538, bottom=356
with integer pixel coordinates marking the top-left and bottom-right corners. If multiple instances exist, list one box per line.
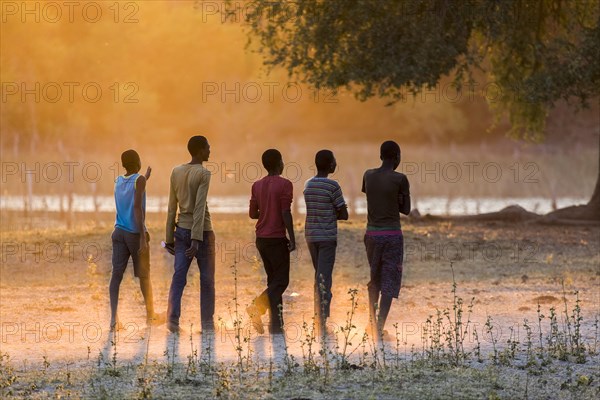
left=247, top=149, right=296, bottom=334
left=304, top=150, right=348, bottom=336
left=362, top=141, right=411, bottom=341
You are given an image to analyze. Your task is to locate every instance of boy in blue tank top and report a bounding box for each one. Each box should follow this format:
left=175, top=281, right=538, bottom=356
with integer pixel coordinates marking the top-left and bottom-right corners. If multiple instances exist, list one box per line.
left=110, top=150, right=164, bottom=331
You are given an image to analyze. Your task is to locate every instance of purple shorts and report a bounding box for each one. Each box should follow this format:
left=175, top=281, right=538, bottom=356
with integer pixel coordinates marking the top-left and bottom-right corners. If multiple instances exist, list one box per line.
left=364, top=231, right=404, bottom=298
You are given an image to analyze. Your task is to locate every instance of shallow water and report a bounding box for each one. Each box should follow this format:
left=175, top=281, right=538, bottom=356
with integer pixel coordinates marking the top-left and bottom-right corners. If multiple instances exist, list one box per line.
left=0, top=194, right=588, bottom=215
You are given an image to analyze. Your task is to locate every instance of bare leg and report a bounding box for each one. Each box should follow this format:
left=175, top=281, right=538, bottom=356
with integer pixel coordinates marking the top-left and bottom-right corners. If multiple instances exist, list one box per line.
left=377, top=294, right=393, bottom=334
left=109, top=271, right=124, bottom=327
left=138, top=276, right=154, bottom=319
left=368, top=284, right=380, bottom=333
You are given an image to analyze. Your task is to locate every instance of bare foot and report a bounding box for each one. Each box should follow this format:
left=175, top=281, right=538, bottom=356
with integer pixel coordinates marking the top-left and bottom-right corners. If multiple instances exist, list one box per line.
left=246, top=305, right=264, bottom=334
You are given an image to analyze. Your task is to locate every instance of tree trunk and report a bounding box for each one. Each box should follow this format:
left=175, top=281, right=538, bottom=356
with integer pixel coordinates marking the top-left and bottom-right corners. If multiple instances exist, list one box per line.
left=582, top=130, right=600, bottom=218
left=587, top=148, right=600, bottom=211
left=544, top=139, right=600, bottom=222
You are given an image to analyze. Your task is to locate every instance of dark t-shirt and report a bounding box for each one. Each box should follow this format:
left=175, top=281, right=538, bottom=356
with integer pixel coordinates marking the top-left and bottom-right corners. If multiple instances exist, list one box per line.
left=362, top=168, right=411, bottom=230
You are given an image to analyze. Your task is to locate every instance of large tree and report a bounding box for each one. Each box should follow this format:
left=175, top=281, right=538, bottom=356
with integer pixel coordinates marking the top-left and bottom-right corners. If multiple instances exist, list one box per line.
left=243, top=0, right=600, bottom=220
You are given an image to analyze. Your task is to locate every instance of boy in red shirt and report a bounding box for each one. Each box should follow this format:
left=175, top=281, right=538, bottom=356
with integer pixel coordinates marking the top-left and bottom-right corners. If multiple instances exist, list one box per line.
left=246, top=149, right=296, bottom=334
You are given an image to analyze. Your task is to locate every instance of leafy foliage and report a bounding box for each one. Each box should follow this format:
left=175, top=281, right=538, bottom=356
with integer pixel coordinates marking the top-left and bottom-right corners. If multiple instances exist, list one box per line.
left=245, top=0, right=600, bottom=140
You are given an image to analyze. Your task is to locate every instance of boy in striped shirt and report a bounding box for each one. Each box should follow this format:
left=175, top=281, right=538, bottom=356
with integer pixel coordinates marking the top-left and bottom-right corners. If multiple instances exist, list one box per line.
left=303, top=150, right=348, bottom=336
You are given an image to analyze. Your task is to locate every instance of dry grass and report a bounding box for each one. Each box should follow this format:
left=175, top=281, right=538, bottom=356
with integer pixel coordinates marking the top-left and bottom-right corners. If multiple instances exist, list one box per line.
left=0, top=214, right=599, bottom=398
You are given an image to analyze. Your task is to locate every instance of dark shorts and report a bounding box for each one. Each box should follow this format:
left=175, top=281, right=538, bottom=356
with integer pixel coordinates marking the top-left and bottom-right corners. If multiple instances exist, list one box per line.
left=111, top=227, right=150, bottom=278
left=364, top=232, right=404, bottom=298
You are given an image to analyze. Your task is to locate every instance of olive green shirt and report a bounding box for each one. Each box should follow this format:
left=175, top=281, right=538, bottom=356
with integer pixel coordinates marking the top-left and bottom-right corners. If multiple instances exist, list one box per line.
left=166, top=163, right=213, bottom=243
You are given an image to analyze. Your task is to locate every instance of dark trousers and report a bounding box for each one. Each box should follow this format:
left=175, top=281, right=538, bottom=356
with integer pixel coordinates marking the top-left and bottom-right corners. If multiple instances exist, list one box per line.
left=110, top=228, right=153, bottom=321
left=167, top=227, right=215, bottom=329
left=253, top=237, right=290, bottom=333
left=307, top=241, right=337, bottom=322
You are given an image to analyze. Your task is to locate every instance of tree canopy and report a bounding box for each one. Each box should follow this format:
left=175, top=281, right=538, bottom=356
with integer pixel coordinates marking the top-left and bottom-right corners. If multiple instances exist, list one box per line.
left=245, top=0, right=600, bottom=141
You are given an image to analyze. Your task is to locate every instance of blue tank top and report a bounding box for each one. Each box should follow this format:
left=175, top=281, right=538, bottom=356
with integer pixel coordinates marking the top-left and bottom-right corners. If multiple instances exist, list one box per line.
left=114, top=174, right=146, bottom=233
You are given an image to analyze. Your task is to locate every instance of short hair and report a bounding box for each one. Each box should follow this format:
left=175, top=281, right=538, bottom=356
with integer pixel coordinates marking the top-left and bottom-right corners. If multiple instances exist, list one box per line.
left=315, top=149, right=334, bottom=171
left=188, top=135, right=208, bottom=156
left=121, top=149, right=140, bottom=170
left=380, top=140, right=400, bottom=160
left=262, top=149, right=282, bottom=172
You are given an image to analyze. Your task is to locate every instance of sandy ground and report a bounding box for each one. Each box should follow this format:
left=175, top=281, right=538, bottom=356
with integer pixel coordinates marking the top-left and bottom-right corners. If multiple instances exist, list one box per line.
left=0, top=215, right=599, bottom=398
left=1, top=215, right=598, bottom=361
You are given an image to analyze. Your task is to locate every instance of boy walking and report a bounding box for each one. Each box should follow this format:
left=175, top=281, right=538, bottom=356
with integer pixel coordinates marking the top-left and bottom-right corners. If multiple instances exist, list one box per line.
left=362, top=141, right=410, bottom=341
left=246, top=149, right=296, bottom=335
left=165, top=136, right=215, bottom=334
left=303, top=150, right=348, bottom=335
left=110, top=150, right=164, bottom=331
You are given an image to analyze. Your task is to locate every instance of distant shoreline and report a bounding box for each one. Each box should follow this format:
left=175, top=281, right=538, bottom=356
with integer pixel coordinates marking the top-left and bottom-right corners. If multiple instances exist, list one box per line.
left=0, top=194, right=588, bottom=216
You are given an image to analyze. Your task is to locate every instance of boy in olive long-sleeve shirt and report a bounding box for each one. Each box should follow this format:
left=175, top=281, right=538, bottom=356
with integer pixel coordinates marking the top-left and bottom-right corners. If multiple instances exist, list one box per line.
left=165, top=136, right=215, bottom=334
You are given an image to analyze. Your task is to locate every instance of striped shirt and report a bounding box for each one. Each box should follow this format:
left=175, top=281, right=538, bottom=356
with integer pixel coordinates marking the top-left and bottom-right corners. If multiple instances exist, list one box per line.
left=303, top=177, right=346, bottom=242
